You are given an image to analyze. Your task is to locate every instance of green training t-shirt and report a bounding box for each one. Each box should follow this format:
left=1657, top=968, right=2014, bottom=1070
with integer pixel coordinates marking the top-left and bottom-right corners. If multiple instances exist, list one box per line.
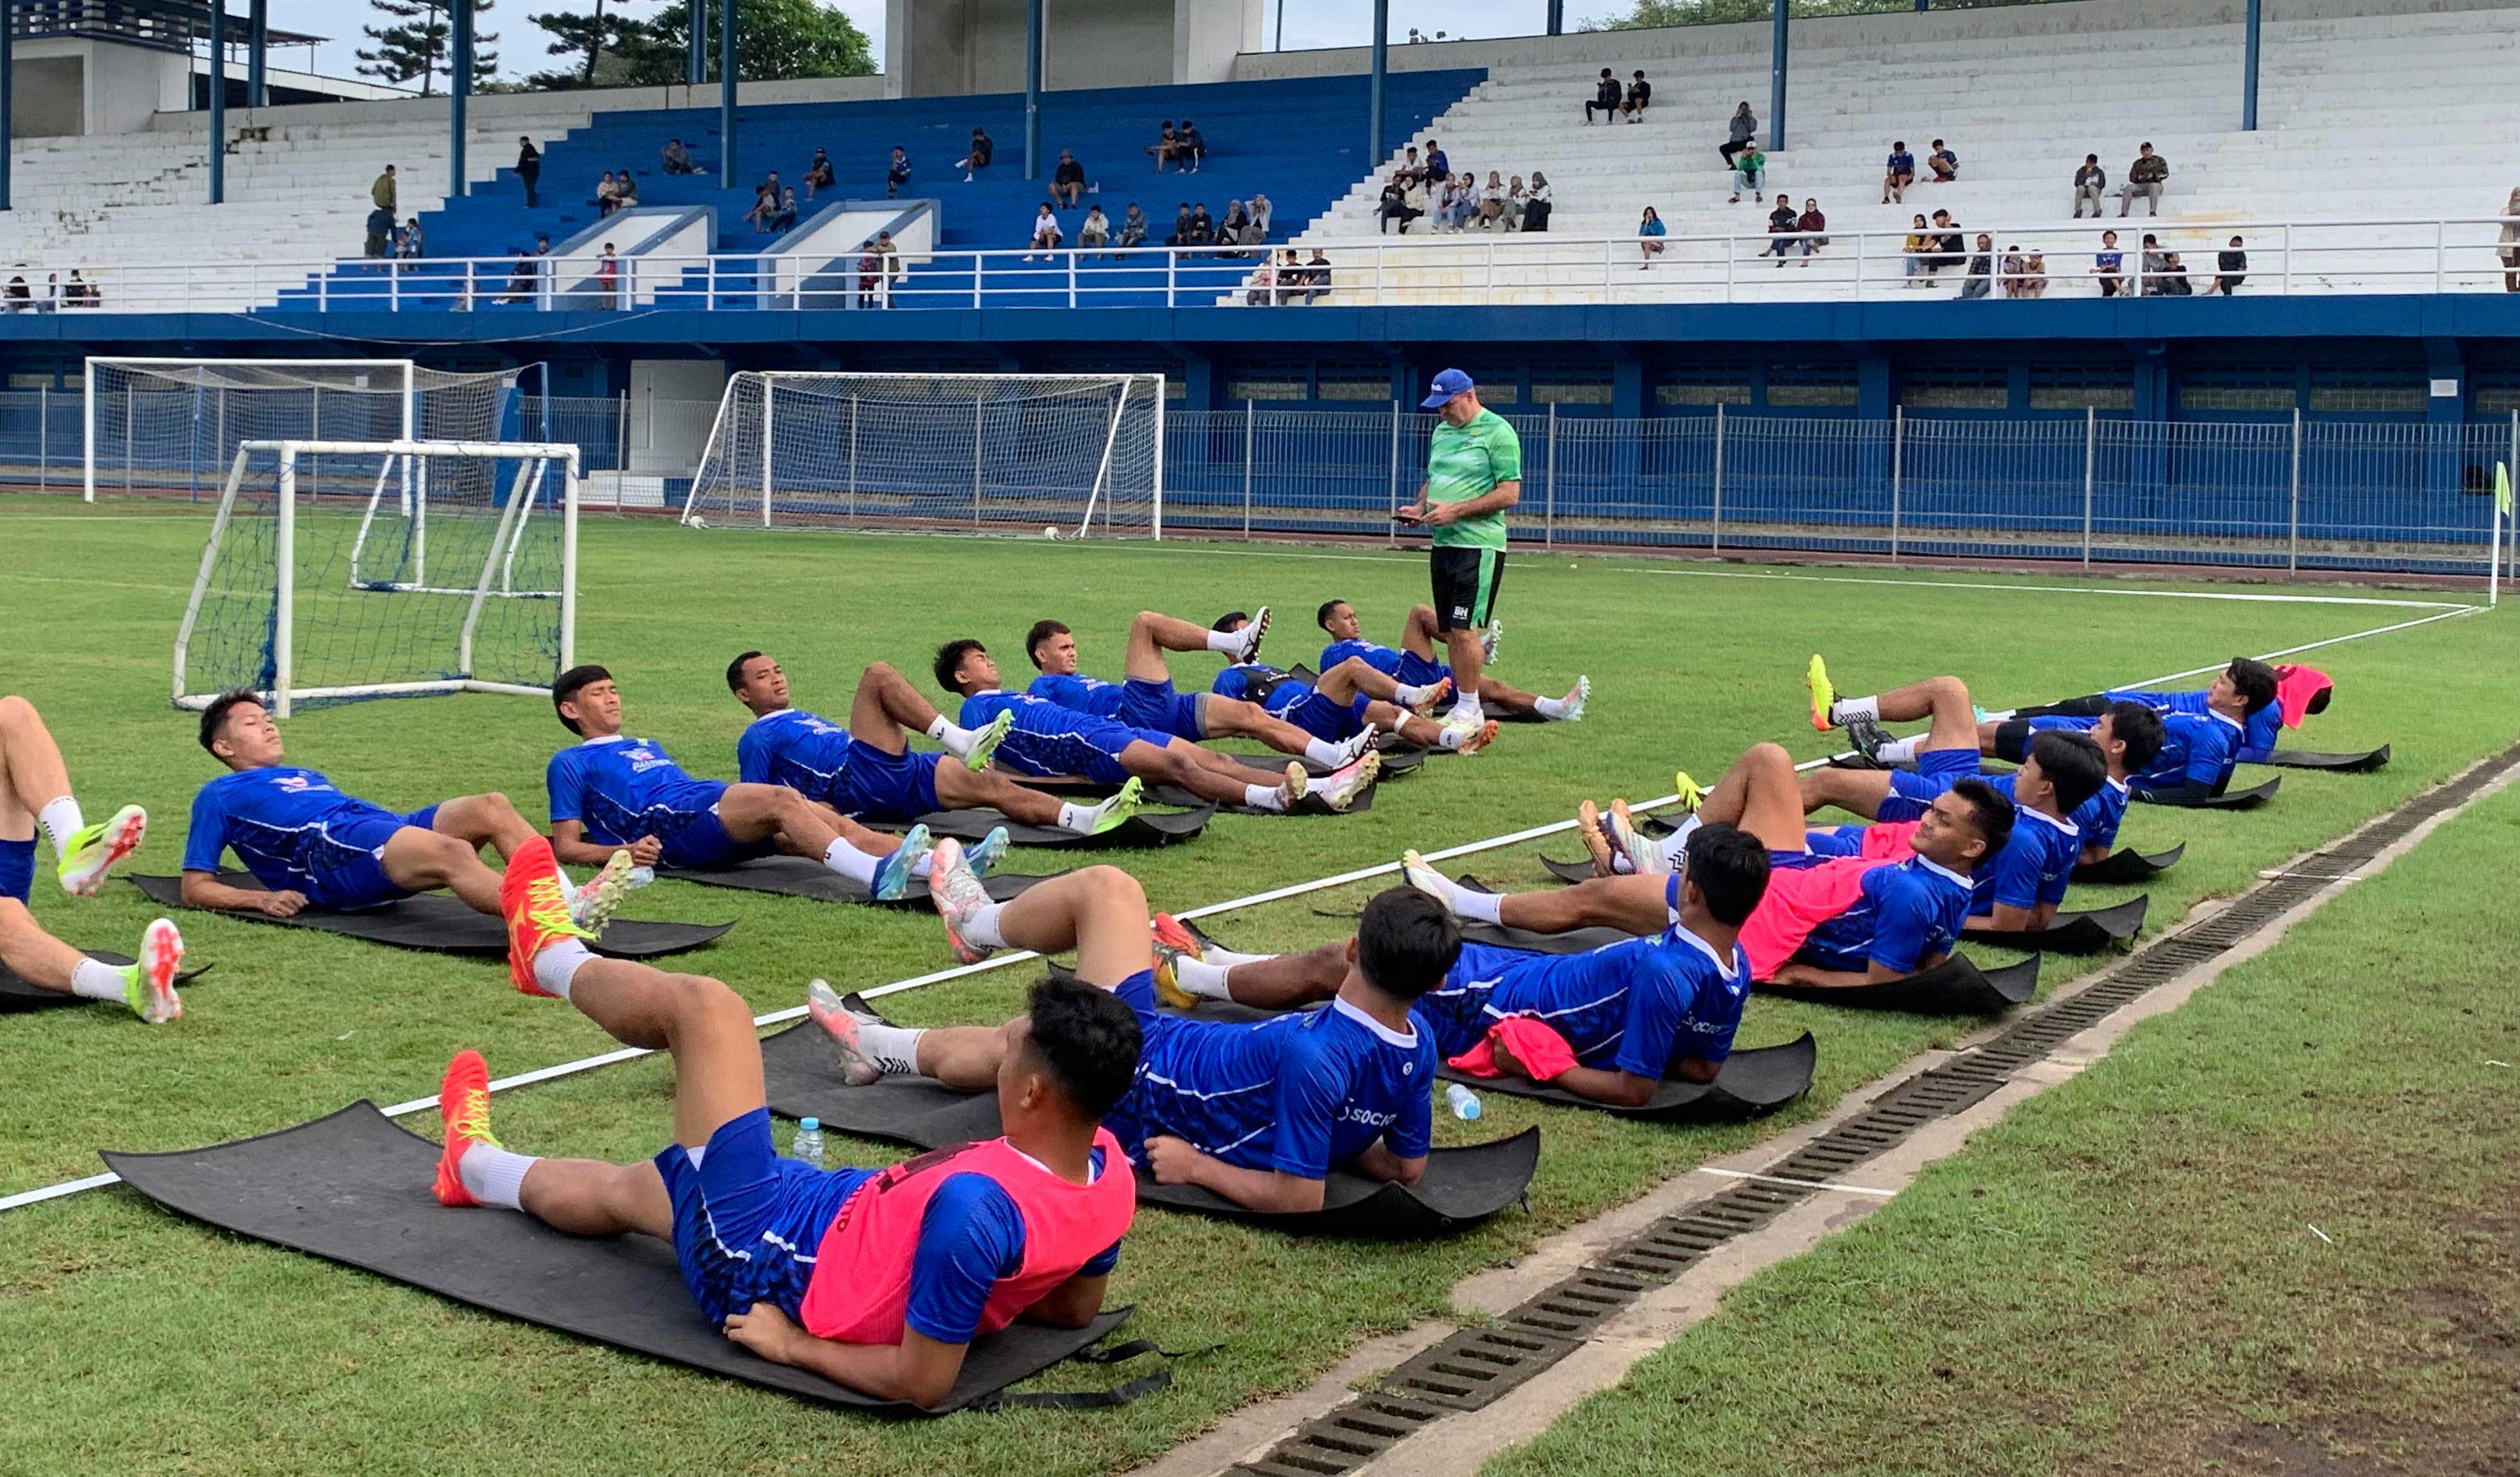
left=1423, top=408, right=1521, bottom=549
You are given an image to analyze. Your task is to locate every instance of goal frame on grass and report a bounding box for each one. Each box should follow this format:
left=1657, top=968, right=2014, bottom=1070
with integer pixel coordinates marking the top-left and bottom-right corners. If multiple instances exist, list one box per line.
left=171, top=438, right=581, bottom=719
left=681, top=371, right=1166, bottom=538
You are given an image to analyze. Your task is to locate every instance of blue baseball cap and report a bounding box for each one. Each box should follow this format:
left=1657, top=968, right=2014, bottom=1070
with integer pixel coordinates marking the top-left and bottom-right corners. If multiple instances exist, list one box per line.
left=1421, top=368, right=1475, bottom=410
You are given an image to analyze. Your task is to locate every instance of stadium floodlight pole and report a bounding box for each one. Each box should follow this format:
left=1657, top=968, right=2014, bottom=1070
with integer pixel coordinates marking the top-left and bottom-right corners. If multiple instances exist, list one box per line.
left=1024, top=0, right=1043, bottom=181
left=450, top=0, right=472, bottom=198
left=247, top=0, right=266, bottom=106
left=1546, top=0, right=1563, bottom=35
left=1369, top=0, right=1388, bottom=163
left=719, top=0, right=738, bottom=188
left=2241, top=0, right=2261, bottom=130
left=0, top=0, right=13, bottom=213
left=1769, top=0, right=1788, bottom=152
left=208, top=0, right=226, bottom=205
left=688, top=0, right=705, bottom=87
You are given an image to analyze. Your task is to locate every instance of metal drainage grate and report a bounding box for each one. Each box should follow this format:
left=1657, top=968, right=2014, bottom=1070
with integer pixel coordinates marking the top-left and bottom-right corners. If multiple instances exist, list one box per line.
left=1232, top=744, right=2519, bottom=1476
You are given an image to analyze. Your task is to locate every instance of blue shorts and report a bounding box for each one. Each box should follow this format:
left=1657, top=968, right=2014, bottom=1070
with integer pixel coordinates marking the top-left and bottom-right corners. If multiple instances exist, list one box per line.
left=0, top=837, right=34, bottom=903
left=1414, top=945, right=1529, bottom=1060
left=1395, top=651, right=1450, bottom=689
left=1270, top=685, right=1371, bottom=743
left=296, top=803, right=440, bottom=911
left=1878, top=747, right=1982, bottom=824
left=656, top=1106, right=873, bottom=1328
left=1120, top=678, right=1207, bottom=742
left=654, top=799, right=772, bottom=871
left=1769, top=847, right=1825, bottom=871
left=1802, top=824, right=1866, bottom=858
left=1095, top=970, right=1165, bottom=1164
left=1000, top=721, right=1170, bottom=788
left=833, top=738, right=943, bottom=822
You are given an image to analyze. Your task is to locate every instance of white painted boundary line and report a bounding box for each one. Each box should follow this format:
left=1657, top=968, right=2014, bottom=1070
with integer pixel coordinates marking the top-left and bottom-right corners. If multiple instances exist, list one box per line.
left=1696, top=1166, right=1896, bottom=1198
left=0, top=603, right=2482, bottom=1218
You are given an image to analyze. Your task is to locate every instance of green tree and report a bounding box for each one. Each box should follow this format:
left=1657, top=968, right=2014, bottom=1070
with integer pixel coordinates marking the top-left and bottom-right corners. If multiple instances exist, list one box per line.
left=356, top=0, right=498, bottom=94
left=526, top=0, right=874, bottom=89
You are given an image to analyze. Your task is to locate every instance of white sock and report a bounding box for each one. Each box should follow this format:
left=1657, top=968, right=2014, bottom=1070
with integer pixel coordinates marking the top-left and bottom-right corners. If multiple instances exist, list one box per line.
left=557, top=864, right=579, bottom=897
left=927, top=715, right=979, bottom=757
left=1395, top=681, right=1441, bottom=706
left=1447, top=693, right=1484, bottom=726
left=1172, top=955, right=1238, bottom=1000
left=909, top=851, right=934, bottom=880
left=1834, top=694, right=1880, bottom=724
left=1436, top=724, right=1470, bottom=751
left=457, top=1142, right=538, bottom=1210
left=1204, top=630, right=1244, bottom=655
left=859, top=1019, right=927, bottom=1076
left=1245, top=783, right=1289, bottom=813
left=38, top=797, right=84, bottom=862
left=1453, top=887, right=1504, bottom=924
left=1303, top=738, right=1344, bottom=767
left=1656, top=814, right=1703, bottom=867
left=820, top=837, right=880, bottom=885
left=1057, top=801, right=1099, bottom=833
left=959, top=901, right=1007, bottom=949
left=533, top=938, right=594, bottom=999
left=1879, top=736, right=1925, bottom=764
left=1201, top=943, right=1274, bottom=968
left=1534, top=695, right=1569, bottom=721
left=70, top=956, right=129, bottom=1001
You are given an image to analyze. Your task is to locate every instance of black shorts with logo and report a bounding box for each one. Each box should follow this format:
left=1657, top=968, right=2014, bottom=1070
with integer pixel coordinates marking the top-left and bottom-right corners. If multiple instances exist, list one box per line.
left=1429, top=546, right=1505, bottom=633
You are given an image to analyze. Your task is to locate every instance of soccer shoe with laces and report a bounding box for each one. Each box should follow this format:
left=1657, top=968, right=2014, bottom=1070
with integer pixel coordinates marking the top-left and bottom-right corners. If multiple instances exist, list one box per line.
left=1400, top=849, right=1455, bottom=913
left=1576, top=800, right=1618, bottom=878
left=1409, top=678, right=1454, bottom=718
left=1843, top=713, right=1891, bottom=765
left=1330, top=725, right=1377, bottom=768
left=567, top=848, right=642, bottom=935
left=1806, top=653, right=1837, bottom=731
left=1149, top=913, right=1206, bottom=1011
left=1086, top=777, right=1145, bottom=835
left=1446, top=717, right=1500, bottom=757
left=433, top=1049, right=501, bottom=1207
left=1481, top=618, right=1503, bottom=664
left=927, top=839, right=998, bottom=964
left=124, top=917, right=185, bottom=1024
left=964, top=709, right=1015, bottom=772
left=1672, top=770, right=1707, bottom=813
left=869, top=824, right=932, bottom=903
left=1234, top=606, right=1273, bottom=663
left=58, top=803, right=145, bottom=896
left=962, top=825, right=1011, bottom=880
left=806, top=978, right=891, bottom=1085
left=1275, top=762, right=1309, bottom=811
left=1315, top=749, right=1380, bottom=812
left=1608, top=800, right=1666, bottom=876
left=1555, top=676, right=1591, bottom=723
left=501, top=837, right=595, bottom=996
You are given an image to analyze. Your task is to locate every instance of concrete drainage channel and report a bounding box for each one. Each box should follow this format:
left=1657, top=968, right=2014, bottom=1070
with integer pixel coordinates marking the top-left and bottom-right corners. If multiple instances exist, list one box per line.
left=1212, top=742, right=2520, bottom=1477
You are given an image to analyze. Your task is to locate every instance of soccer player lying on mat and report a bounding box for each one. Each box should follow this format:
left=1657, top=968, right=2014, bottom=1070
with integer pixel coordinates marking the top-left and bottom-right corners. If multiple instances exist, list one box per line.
left=548, top=665, right=941, bottom=899
left=934, top=640, right=1379, bottom=814
left=1210, top=612, right=1498, bottom=756
left=1982, top=699, right=2163, bottom=865
left=810, top=848, right=1450, bottom=1214
left=186, top=689, right=643, bottom=930
left=728, top=653, right=1147, bottom=837
left=1150, top=824, right=1769, bottom=1108
left=436, top=838, right=1140, bottom=1408
left=1798, top=663, right=2106, bottom=934
left=1315, top=599, right=1587, bottom=728
left=1411, top=742, right=2012, bottom=988
left=1023, top=609, right=1372, bottom=772
left=1979, top=656, right=2278, bottom=801
left=0, top=694, right=179, bottom=1022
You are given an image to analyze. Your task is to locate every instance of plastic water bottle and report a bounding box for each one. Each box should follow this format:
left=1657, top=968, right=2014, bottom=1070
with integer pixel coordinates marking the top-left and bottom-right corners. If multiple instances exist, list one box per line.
left=1444, top=1083, right=1482, bottom=1121
left=791, top=1117, right=825, bottom=1168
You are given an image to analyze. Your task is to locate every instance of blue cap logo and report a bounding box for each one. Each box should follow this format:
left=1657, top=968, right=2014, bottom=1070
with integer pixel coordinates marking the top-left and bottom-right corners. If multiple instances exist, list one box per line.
left=1421, top=368, right=1474, bottom=410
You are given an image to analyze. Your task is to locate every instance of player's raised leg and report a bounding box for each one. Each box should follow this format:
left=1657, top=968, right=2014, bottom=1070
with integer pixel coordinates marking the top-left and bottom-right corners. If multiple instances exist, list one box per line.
left=849, top=660, right=1008, bottom=772
left=713, top=781, right=929, bottom=899
left=1151, top=915, right=1347, bottom=1011
left=0, top=899, right=184, bottom=1022
left=0, top=695, right=145, bottom=897
left=1802, top=669, right=1983, bottom=821
left=1316, top=658, right=1493, bottom=755
left=1123, top=606, right=1267, bottom=681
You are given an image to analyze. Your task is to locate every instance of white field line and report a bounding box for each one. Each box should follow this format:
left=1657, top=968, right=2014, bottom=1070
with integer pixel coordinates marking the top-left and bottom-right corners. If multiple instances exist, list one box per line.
left=0, top=605, right=2476, bottom=1217
left=1695, top=1166, right=1898, bottom=1198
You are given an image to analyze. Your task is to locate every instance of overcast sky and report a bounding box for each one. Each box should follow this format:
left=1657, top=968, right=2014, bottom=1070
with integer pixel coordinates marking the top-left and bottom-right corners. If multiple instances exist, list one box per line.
left=270, top=0, right=1574, bottom=87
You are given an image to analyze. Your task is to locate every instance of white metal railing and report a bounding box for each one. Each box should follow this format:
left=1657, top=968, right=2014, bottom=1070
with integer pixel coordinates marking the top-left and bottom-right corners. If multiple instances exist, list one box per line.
left=2, top=215, right=2516, bottom=313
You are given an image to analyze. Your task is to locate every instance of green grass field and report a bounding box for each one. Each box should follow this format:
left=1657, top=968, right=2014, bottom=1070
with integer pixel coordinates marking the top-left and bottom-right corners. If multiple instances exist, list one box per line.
left=2, top=497, right=2513, bottom=1476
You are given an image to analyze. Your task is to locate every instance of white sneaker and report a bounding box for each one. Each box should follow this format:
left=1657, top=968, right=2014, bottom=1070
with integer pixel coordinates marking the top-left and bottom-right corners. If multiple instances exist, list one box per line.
left=926, top=839, right=996, bottom=964
left=1236, top=605, right=1272, bottom=663
left=1316, top=749, right=1380, bottom=812
left=1400, top=849, right=1454, bottom=911
left=1480, top=618, right=1503, bottom=664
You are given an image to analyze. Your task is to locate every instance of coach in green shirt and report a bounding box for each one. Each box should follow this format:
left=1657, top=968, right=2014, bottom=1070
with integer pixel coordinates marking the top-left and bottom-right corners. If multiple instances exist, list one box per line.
left=1399, top=368, right=1520, bottom=733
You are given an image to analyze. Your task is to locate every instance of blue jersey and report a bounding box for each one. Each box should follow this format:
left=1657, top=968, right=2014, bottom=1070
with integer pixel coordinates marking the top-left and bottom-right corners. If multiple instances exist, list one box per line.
left=1978, top=775, right=2082, bottom=914
left=1218, top=663, right=1366, bottom=743
left=2071, top=776, right=2131, bottom=854
left=545, top=736, right=727, bottom=847
left=1426, top=925, right=1749, bottom=1077
left=1211, top=662, right=1296, bottom=706
left=734, top=708, right=854, bottom=796
left=1025, top=672, right=1128, bottom=719
left=2109, top=689, right=2264, bottom=785
left=2111, top=687, right=2282, bottom=760
left=1800, top=855, right=1973, bottom=974
left=1116, top=978, right=1433, bottom=1180
left=956, top=690, right=1162, bottom=785
left=1321, top=638, right=1447, bottom=688
left=182, top=767, right=435, bottom=907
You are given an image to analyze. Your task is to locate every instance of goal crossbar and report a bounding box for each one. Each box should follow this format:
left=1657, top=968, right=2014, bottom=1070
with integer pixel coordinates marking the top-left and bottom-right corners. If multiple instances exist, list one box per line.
left=84, top=356, right=421, bottom=503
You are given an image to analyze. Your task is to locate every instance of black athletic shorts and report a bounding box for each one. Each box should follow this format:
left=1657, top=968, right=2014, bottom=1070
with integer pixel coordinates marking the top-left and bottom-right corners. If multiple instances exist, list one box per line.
left=1429, top=546, right=1505, bottom=633
left=1991, top=718, right=2032, bottom=765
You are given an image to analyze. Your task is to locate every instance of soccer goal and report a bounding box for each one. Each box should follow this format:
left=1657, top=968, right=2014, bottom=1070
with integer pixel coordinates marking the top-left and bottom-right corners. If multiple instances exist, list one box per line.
left=172, top=439, right=580, bottom=717
left=681, top=371, right=1166, bottom=537
left=84, top=358, right=511, bottom=503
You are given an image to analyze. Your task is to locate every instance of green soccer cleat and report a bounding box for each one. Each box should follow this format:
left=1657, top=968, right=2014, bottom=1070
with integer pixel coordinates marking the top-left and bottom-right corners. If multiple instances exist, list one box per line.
left=1087, top=777, right=1146, bottom=835
left=59, top=803, right=146, bottom=897
left=1807, top=654, right=1837, bottom=732
left=964, top=709, right=1015, bottom=772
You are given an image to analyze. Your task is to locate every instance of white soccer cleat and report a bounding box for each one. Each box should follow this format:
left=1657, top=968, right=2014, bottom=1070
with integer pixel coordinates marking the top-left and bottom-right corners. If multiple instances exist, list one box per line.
left=1608, top=800, right=1668, bottom=876
left=806, top=978, right=892, bottom=1086
left=567, top=848, right=643, bottom=935
left=1445, top=717, right=1499, bottom=757
left=1277, top=761, right=1309, bottom=811
left=1480, top=618, right=1503, bottom=664
left=1331, top=724, right=1378, bottom=767
left=129, top=917, right=185, bottom=1024
left=1557, top=676, right=1590, bottom=723
left=1236, top=605, right=1273, bottom=663
left=1316, top=749, right=1380, bottom=812
left=1400, top=849, right=1455, bottom=912
left=59, top=803, right=145, bottom=897
left=927, top=838, right=997, bottom=964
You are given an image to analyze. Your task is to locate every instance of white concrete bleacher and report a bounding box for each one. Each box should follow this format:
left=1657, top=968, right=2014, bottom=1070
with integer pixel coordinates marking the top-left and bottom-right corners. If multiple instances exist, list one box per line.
left=1275, top=0, right=2520, bottom=305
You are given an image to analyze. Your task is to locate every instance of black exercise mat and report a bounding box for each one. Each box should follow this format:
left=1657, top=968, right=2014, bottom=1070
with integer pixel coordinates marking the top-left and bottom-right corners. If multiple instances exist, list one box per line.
left=1960, top=896, right=2148, bottom=955
left=1757, top=953, right=2040, bottom=1014
left=130, top=874, right=731, bottom=959
left=1152, top=775, right=1381, bottom=817
left=2135, top=776, right=2280, bottom=810
left=105, top=1103, right=1154, bottom=1414
left=758, top=1021, right=1538, bottom=1238
left=658, top=856, right=1058, bottom=908
left=862, top=806, right=1214, bottom=849
left=1539, top=855, right=1604, bottom=885
left=2071, top=843, right=2182, bottom=885
left=2250, top=745, right=2391, bottom=772
left=0, top=952, right=212, bottom=1012
left=1441, top=1031, right=1814, bottom=1121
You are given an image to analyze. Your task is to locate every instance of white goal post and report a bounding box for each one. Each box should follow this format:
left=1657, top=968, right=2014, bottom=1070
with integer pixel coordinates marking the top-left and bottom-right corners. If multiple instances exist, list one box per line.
left=172, top=438, right=581, bottom=718
left=680, top=371, right=1166, bottom=538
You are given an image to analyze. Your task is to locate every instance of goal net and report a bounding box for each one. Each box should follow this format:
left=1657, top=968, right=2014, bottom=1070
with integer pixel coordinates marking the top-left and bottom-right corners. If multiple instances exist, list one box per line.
left=173, top=439, right=580, bottom=717
left=681, top=372, right=1165, bottom=537
left=85, top=358, right=511, bottom=503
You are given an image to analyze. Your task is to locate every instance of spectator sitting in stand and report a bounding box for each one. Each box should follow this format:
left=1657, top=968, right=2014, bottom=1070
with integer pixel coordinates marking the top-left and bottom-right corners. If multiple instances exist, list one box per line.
left=2020, top=249, right=2048, bottom=297
left=1080, top=204, right=1111, bottom=250
left=1959, top=233, right=1995, bottom=299
left=4, top=274, right=27, bottom=312
left=1638, top=205, right=1667, bottom=268
left=1245, top=253, right=1275, bottom=306
left=1439, top=172, right=1477, bottom=231
left=1500, top=175, right=1529, bottom=231
left=1176, top=121, right=1206, bottom=172
left=885, top=146, right=911, bottom=198
left=1302, top=247, right=1333, bottom=303
left=1928, top=140, right=1959, bottom=182
left=1166, top=203, right=1195, bottom=246
left=397, top=217, right=426, bottom=259
left=1522, top=171, right=1553, bottom=232
left=1903, top=214, right=1933, bottom=285
left=1219, top=199, right=1251, bottom=255
left=1185, top=204, right=1216, bottom=247
left=2214, top=235, right=2248, bottom=295
left=1051, top=149, right=1086, bottom=209
left=1721, top=103, right=1757, bottom=168
left=957, top=127, right=993, bottom=181
left=595, top=171, right=620, bottom=216
left=1932, top=210, right=1966, bottom=272
left=1766, top=193, right=1800, bottom=263
left=1884, top=141, right=1915, bottom=204
left=1793, top=197, right=1827, bottom=262
left=1027, top=203, right=1064, bottom=259
left=613, top=170, right=638, bottom=208
left=1623, top=70, right=1652, bottom=121
left=661, top=138, right=694, bottom=174
left=1117, top=203, right=1148, bottom=251
left=1478, top=171, right=1509, bottom=230
left=2000, top=243, right=2027, bottom=297
left=803, top=147, right=835, bottom=201
left=2138, top=233, right=2168, bottom=295
left=1586, top=68, right=1624, bottom=124
left=2119, top=143, right=2167, bottom=216
left=2073, top=153, right=2107, bottom=217
left=743, top=183, right=779, bottom=232
left=1395, top=146, right=1423, bottom=187
left=767, top=188, right=798, bottom=233
left=1729, top=140, right=1764, bottom=204
left=1422, top=139, right=1450, bottom=185
left=1149, top=121, right=1182, bottom=171
left=1246, top=192, right=1273, bottom=244
left=500, top=251, right=536, bottom=304
left=2093, top=229, right=2127, bottom=296
left=1401, top=176, right=1432, bottom=233
left=2157, top=251, right=2194, bottom=296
